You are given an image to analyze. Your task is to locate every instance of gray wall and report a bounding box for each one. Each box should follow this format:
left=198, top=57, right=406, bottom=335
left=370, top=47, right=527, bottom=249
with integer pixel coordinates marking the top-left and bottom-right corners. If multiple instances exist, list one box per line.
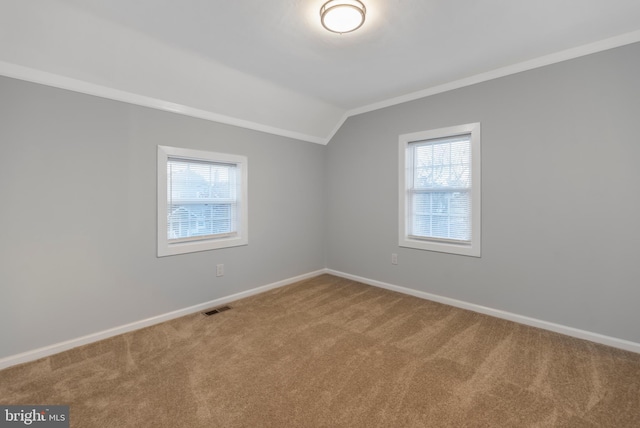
left=2, top=41, right=639, bottom=360
left=0, top=77, right=326, bottom=359
left=326, top=42, right=640, bottom=343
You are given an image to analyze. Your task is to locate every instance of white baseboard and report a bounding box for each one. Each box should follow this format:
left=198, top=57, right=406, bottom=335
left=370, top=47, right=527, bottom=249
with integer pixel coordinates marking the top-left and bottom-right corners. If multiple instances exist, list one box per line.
left=326, top=269, right=640, bottom=354
left=3, top=268, right=637, bottom=370
left=0, top=270, right=326, bottom=370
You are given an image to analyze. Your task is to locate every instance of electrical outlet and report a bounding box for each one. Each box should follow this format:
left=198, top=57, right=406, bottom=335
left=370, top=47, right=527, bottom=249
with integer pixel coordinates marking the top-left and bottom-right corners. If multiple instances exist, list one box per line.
left=216, top=264, right=224, bottom=277
left=391, top=253, right=398, bottom=265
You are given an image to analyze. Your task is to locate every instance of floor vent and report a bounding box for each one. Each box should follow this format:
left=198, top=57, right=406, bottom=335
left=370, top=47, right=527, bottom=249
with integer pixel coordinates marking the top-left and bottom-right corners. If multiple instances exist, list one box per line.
left=202, top=305, right=232, bottom=316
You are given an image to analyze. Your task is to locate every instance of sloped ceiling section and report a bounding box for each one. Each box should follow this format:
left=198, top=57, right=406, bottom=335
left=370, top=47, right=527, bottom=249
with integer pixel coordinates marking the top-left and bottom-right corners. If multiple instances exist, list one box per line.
left=0, top=0, right=343, bottom=144
left=2, top=0, right=640, bottom=144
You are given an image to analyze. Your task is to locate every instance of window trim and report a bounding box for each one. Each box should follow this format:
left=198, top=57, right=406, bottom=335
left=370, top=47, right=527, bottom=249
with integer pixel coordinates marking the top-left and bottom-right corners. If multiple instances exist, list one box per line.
left=157, top=145, right=248, bottom=257
left=398, top=123, right=481, bottom=257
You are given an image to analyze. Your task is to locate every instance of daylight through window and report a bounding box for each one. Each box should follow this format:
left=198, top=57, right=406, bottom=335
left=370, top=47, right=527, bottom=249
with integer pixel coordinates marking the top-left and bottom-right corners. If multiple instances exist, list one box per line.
left=399, top=123, right=481, bottom=257
left=167, top=158, right=237, bottom=242
left=158, top=146, right=247, bottom=257
left=409, top=135, right=471, bottom=242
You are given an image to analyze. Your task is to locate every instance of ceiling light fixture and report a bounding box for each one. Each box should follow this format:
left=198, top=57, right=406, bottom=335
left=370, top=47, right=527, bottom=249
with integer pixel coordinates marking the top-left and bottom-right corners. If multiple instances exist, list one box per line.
left=320, top=0, right=366, bottom=34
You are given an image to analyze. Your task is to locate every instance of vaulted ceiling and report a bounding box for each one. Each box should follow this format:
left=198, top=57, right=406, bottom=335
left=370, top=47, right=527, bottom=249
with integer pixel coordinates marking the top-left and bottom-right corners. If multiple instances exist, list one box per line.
left=2, top=0, right=640, bottom=144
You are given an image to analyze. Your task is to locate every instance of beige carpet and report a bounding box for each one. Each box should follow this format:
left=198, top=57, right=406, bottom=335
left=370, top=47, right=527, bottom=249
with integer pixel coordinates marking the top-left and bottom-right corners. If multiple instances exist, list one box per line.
left=1, top=274, right=639, bottom=427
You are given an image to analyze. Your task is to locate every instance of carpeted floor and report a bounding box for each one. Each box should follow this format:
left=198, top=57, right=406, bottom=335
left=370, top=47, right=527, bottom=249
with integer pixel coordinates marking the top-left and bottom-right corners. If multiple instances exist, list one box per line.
left=1, top=274, right=639, bottom=427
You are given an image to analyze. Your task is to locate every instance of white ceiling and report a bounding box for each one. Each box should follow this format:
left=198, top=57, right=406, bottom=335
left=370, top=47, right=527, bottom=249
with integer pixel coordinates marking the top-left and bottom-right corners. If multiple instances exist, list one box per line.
left=2, top=0, right=640, bottom=143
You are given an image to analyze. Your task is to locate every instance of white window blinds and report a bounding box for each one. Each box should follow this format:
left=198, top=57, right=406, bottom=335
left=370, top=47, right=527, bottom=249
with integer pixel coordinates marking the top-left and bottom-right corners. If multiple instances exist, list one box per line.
left=408, top=134, right=472, bottom=242
left=167, top=158, right=238, bottom=243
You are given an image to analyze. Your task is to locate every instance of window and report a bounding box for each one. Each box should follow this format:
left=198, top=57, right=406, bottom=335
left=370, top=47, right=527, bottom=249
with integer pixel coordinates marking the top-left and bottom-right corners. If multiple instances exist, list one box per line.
left=157, top=145, right=247, bottom=257
left=399, top=123, right=481, bottom=257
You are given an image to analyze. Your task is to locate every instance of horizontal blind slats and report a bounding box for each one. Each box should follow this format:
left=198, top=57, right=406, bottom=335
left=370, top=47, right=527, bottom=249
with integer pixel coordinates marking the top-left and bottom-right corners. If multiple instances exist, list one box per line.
left=167, top=158, right=238, bottom=241
left=409, top=133, right=472, bottom=242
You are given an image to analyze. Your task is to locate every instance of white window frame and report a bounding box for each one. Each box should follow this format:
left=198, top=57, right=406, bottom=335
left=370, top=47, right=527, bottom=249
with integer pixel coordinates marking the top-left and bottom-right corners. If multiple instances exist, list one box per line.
left=157, top=145, right=248, bottom=257
left=398, top=123, right=481, bottom=257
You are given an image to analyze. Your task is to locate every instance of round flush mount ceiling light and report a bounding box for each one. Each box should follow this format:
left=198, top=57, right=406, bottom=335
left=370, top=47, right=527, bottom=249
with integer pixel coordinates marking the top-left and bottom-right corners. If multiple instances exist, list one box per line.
left=320, top=0, right=366, bottom=34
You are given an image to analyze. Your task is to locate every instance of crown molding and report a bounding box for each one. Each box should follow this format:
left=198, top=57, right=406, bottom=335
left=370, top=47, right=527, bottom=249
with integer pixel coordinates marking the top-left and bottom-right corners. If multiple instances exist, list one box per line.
left=2, top=29, right=639, bottom=146
left=331, top=29, right=640, bottom=140
left=0, top=60, right=327, bottom=145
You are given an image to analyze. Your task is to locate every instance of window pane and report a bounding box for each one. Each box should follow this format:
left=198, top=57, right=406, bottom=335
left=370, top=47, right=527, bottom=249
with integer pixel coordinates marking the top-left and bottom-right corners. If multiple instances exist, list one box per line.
left=410, top=191, right=470, bottom=241
left=413, top=135, right=470, bottom=189
left=431, top=215, right=449, bottom=239
left=413, top=214, right=431, bottom=237
left=409, top=133, right=471, bottom=242
left=412, top=193, right=431, bottom=236
left=449, top=215, right=470, bottom=240
left=167, top=158, right=237, bottom=240
left=431, top=192, right=448, bottom=214
left=413, top=193, right=431, bottom=215
left=400, top=123, right=480, bottom=256
left=168, top=203, right=233, bottom=239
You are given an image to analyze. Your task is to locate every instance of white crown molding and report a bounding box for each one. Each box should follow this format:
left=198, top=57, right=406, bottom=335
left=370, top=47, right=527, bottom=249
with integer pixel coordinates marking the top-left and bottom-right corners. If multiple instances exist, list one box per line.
left=0, top=60, right=326, bottom=145
left=326, top=269, right=640, bottom=355
left=2, top=30, right=640, bottom=146
left=332, top=29, right=640, bottom=141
